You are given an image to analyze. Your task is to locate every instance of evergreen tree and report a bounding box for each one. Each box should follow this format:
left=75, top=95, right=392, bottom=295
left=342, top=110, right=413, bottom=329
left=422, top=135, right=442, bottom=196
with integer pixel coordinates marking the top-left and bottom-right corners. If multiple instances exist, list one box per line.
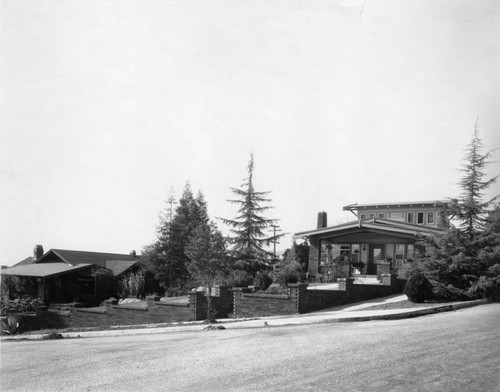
left=220, top=154, right=285, bottom=273
left=145, top=183, right=209, bottom=294
left=453, top=122, right=498, bottom=240
left=409, top=126, right=499, bottom=300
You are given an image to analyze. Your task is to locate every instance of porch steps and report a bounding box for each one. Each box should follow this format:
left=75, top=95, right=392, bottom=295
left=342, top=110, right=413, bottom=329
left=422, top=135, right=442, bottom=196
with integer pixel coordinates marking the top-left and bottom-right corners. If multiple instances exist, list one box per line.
left=353, top=275, right=382, bottom=285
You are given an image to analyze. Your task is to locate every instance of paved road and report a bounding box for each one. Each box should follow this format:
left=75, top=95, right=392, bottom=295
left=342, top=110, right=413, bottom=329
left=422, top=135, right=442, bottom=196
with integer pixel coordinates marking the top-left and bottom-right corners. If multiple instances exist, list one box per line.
left=2, top=304, right=500, bottom=392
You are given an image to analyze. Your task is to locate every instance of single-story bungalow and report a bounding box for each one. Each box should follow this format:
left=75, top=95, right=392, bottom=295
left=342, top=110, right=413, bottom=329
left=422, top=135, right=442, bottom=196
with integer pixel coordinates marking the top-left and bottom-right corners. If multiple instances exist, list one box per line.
left=1, top=245, right=140, bottom=305
left=295, top=200, right=448, bottom=281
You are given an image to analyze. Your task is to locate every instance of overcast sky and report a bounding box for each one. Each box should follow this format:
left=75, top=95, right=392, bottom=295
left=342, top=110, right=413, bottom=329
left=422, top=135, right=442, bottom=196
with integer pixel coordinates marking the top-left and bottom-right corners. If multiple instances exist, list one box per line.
left=2, top=0, right=500, bottom=265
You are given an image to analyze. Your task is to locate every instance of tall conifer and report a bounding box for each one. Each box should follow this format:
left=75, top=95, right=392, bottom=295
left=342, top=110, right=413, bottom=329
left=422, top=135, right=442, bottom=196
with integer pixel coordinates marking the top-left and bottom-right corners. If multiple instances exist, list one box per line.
left=220, top=154, right=284, bottom=273
left=145, top=183, right=209, bottom=292
left=455, top=123, right=499, bottom=240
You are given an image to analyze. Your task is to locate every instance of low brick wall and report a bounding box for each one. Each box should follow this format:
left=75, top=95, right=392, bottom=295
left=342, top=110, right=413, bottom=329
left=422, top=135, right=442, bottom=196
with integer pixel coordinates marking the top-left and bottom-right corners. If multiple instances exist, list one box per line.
left=233, top=276, right=406, bottom=318
left=11, top=286, right=234, bottom=333
left=15, top=296, right=193, bottom=332
left=233, top=288, right=298, bottom=318
left=298, top=286, right=349, bottom=313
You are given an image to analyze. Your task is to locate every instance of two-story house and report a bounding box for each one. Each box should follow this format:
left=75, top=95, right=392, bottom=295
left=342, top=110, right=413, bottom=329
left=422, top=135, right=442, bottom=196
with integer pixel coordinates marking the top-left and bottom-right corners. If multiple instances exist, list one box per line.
left=294, top=200, right=448, bottom=280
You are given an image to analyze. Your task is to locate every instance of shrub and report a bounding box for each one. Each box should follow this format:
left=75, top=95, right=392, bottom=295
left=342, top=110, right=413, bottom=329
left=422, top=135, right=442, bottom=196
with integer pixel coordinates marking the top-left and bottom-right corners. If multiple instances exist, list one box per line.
left=0, top=297, right=42, bottom=335
left=224, top=270, right=254, bottom=287
left=120, top=271, right=145, bottom=299
left=403, top=272, right=434, bottom=303
left=1, top=313, right=20, bottom=335
left=0, top=297, right=42, bottom=316
left=274, top=266, right=300, bottom=287
left=254, top=272, right=273, bottom=291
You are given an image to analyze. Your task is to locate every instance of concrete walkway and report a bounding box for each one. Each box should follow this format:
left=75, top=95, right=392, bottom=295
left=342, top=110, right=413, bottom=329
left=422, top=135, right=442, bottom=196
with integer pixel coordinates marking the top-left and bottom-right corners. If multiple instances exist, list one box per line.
left=2, top=295, right=489, bottom=341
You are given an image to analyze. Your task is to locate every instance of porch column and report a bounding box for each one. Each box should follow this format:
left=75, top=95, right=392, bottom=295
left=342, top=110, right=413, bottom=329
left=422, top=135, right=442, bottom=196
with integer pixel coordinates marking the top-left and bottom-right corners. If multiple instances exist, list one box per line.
left=307, top=237, right=320, bottom=279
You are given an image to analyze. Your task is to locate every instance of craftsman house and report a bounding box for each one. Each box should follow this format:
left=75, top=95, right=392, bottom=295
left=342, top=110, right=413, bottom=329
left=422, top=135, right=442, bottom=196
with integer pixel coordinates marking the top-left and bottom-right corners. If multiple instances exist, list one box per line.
left=295, top=201, right=448, bottom=281
left=1, top=245, right=140, bottom=305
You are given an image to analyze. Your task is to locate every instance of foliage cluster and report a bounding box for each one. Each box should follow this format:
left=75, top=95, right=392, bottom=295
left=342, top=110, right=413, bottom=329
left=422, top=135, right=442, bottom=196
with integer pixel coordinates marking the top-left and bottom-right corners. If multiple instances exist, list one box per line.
left=274, top=262, right=301, bottom=287
left=219, top=154, right=285, bottom=274
left=142, top=183, right=211, bottom=293
left=0, top=297, right=43, bottom=316
left=403, top=272, right=433, bottom=303
left=406, top=126, right=500, bottom=302
left=254, top=272, right=273, bottom=291
left=223, top=270, right=254, bottom=288
left=119, top=271, right=145, bottom=299
left=1, top=275, right=37, bottom=300
left=185, top=221, right=228, bottom=319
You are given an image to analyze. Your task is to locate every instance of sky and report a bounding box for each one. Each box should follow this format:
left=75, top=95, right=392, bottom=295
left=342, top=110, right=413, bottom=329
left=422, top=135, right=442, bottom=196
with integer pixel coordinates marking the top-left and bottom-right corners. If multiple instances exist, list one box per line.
left=1, top=0, right=500, bottom=266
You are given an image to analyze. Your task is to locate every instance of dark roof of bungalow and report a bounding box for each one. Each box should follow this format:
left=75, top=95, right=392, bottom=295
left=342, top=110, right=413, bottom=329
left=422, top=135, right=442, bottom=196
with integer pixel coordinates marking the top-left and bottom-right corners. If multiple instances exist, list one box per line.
left=1, top=263, right=95, bottom=278
left=11, top=256, right=36, bottom=268
left=37, top=249, right=138, bottom=270
left=105, top=259, right=138, bottom=276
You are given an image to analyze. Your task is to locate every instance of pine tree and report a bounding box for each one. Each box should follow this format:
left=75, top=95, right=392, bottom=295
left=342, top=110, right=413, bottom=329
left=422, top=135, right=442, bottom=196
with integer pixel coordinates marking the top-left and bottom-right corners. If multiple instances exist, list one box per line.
left=220, top=154, right=284, bottom=273
left=454, top=122, right=498, bottom=240
left=409, top=125, right=499, bottom=300
left=145, top=183, right=209, bottom=293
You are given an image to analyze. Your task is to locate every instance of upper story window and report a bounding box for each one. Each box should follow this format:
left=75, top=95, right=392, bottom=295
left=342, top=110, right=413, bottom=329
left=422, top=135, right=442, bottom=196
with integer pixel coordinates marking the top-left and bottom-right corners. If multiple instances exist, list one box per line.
left=369, top=213, right=375, bottom=218
left=360, top=214, right=367, bottom=220
left=378, top=213, right=385, bottom=218
left=427, top=211, right=435, bottom=224
left=417, top=212, right=424, bottom=224
left=407, top=212, right=414, bottom=223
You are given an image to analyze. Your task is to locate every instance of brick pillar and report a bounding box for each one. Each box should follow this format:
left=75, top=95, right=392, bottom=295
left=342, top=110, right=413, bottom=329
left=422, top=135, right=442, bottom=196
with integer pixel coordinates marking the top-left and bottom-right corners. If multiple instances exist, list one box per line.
left=146, top=295, right=160, bottom=310
left=338, top=278, right=354, bottom=291
left=189, top=291, right=207, bottom=321
left=376, top=261, right=391, bottom=281
left=231, top=288, right=252, bottom=318
left=308, top=237, right=320, bottom=279
left=105, top=298, right=117, bottom=315
left=381, top=274, right=397, bottom=286
left=289, top=283, right=308, bottom=314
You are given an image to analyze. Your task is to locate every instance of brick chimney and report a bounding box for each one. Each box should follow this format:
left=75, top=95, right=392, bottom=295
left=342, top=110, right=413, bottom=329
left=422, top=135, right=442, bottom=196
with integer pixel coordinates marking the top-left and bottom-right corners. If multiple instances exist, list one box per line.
left=317, top=212, right=327, bottom=228
left=33, top=244, right=44, bottom=259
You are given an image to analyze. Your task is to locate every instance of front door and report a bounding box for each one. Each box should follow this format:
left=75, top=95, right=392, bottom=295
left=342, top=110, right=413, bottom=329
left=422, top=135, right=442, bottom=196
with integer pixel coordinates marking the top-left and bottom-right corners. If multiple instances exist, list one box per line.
left=368, top=245, right=385, bottom=275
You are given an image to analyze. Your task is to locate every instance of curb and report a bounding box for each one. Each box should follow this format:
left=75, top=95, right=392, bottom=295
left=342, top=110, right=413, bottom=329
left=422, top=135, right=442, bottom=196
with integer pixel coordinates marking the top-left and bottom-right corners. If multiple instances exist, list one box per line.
left=1, top=299, right=490, bottom=341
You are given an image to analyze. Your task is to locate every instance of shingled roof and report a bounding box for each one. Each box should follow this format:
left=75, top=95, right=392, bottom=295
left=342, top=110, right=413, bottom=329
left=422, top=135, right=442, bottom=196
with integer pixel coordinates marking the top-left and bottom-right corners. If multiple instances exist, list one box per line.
left=11, top=256, right=36, bottom=268
left=36, top=249, right=138, bottom=269
left=1, top=263, right=95, bottom=278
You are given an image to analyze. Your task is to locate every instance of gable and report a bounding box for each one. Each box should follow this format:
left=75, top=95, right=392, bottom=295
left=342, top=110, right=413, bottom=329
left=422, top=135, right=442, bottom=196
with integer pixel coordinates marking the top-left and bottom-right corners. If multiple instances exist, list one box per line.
left=35, top=249, right=138, bottom=268
left=105, top=260, right=139, bottom=276
left=295, top=218, right=443, bottom=241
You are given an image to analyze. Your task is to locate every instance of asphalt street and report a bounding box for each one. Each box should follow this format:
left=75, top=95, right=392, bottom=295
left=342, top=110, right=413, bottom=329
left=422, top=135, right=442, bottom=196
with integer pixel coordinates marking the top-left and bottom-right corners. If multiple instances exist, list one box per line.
left=1, top=303, right=499, bottom=392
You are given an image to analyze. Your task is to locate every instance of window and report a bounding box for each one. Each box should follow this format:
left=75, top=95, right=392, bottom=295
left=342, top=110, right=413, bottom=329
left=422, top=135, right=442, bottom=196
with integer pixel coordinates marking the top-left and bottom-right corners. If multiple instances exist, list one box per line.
left=407, top=244, right=415, bottom=260
left=351, top=244, right=360, bottom=262
left=427, top=212, right=435, bottom=224
left=378, top=213, right=385, bottom=218
left=395, top=244, right=405, bottom=261
left=360, top=214, right=367, bottom=220
left=407, top=212, right=414, bottom=223
left=369, top=213, right=375, bottom=218
left=417, top=212, right=424, bottom=224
